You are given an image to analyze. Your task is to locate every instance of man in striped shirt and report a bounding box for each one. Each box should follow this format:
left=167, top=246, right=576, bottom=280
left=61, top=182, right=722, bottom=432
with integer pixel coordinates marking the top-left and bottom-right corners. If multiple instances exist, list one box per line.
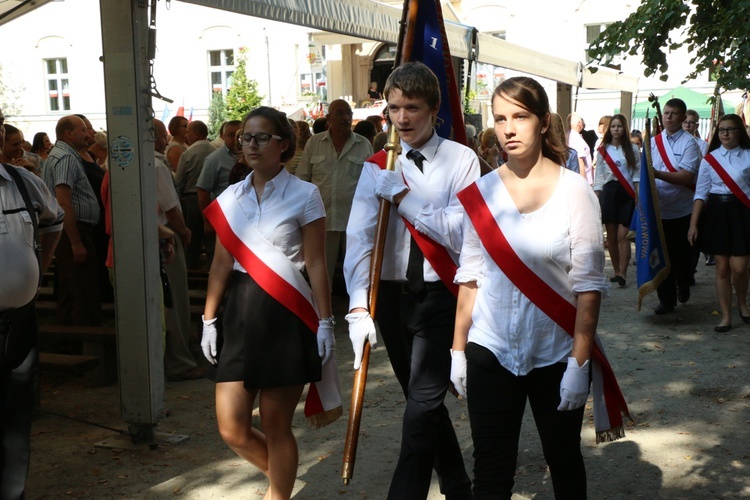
left=43, top=115, right=102, bottom=326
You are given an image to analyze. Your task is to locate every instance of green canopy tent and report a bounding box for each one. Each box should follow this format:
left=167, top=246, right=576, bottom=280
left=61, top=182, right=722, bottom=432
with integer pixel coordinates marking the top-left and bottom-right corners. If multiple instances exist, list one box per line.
left=631, top=86, right=732, bottom=118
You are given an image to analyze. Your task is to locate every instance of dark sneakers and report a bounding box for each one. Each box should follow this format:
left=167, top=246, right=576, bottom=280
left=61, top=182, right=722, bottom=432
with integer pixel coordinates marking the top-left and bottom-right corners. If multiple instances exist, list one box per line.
left=655, top=303, right=675, bottom=315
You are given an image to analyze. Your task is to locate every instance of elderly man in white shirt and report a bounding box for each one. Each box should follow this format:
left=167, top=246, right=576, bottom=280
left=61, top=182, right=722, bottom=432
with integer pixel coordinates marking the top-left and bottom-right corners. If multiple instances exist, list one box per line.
left=296, top=99, right=373, bottom=287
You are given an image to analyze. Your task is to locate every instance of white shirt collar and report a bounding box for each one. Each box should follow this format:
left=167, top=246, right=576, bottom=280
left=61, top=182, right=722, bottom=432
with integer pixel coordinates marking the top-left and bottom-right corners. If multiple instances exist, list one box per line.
left=402, top=131, right=441, bottom=163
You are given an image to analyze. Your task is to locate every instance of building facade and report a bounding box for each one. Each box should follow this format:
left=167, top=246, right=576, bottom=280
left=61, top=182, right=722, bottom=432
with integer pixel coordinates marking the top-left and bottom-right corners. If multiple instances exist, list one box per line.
left=0, top=0, right=741, bottom=141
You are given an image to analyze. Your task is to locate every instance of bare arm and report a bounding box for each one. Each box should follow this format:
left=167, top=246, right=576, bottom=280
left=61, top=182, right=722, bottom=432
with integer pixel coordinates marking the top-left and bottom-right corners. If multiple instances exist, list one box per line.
left=302, top=217, right=332, bottom=319
left=687, top=199, right=705, bottom=246
left=166, top=147, right=183, bottom=174
left=204, top=238, right=234, bottom=320
left=164, top=207, right=191, bottom=248
left=55, top=184, right=87, bottom=264
left=453, top=282, right=477, bottom=351
left=158, top=224, right=175, bottom=264
left=570, top=291, right=601, bottom=366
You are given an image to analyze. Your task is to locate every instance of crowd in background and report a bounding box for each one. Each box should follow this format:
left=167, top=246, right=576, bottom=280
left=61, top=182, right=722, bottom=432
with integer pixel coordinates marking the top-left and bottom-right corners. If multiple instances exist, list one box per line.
left=3, top=84, right=750, bottom=498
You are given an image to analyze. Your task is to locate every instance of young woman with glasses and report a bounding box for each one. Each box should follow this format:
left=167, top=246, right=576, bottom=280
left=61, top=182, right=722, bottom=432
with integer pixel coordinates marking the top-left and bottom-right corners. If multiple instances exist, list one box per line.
left=688, top=114, right=750, bottom=332
left=201, top=106, right=337, bottom=498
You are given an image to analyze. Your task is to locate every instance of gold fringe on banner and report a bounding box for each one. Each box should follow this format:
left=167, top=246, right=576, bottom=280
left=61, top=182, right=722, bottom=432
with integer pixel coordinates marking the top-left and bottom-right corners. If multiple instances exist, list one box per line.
left=306, top=406, right=343, bottom=429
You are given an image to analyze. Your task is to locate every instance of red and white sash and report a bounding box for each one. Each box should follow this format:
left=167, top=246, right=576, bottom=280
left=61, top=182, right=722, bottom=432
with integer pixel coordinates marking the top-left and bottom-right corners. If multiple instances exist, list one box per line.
left=598, top=145, right=636, bottom=199
left=204, top=189, right=342, bottom=428
left=654, top=132, right=679, bottom=173
left=368, top=150, right=459, bottom=296
left=654, top=132, right=696, bottom=191
left=457, top=176, right=631, bottom=443
left=704, top=152, right=750, bottom=209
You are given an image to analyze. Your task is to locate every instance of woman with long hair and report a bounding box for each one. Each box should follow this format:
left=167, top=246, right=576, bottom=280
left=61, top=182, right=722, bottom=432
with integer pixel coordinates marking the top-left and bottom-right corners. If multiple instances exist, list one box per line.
left=28, top=131, right=53, bottom=171
left=688, top=113, right=750, bottom=332
left=201, top=106, right=339, bottom=498
left=451, top=77, right=625, bottom=498
left=593, top=113, right=641, bottom=286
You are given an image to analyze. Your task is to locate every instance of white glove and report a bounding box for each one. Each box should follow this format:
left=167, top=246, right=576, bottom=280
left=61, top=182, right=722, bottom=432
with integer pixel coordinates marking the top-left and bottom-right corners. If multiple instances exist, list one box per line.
left=557, top=357, right=590, bottom=411
left=450, top=350, right=467, bottom=398
left=317, top=321, right=335, bottom=366
left=374, top=170, right=408, bottom=203
left=201, top=315, right=218, bottom=365
left=346, top=311, right=377, bottom=370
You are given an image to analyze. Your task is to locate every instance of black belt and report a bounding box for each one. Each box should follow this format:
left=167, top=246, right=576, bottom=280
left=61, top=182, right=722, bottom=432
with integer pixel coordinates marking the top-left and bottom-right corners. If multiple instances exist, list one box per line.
left=398, top=280, right=445, bottom=295
left=708, top=193, right=737, bottom=203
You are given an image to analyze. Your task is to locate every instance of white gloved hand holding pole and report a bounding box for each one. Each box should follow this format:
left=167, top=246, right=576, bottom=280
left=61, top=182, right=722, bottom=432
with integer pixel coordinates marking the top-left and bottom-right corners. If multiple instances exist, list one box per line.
left=345, top=311, right=377, bottom=370
left=201, top=315, right=218, bottom=365
left=450, top=350, right=467, bottom=398
left=317, top=321, right=335, bottom=366
left=374, top=170, right=408, bottom=204
left=557, top=357, right=590, bottom=411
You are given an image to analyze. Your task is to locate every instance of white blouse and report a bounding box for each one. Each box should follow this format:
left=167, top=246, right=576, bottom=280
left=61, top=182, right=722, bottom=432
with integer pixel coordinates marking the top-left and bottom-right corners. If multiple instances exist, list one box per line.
left=694, top=146, right=750, bottom=201
left=225, top=167, right=325, bottom=273
left=593, top=143, right=641, bottom=191
left=456, top=168, right=610, bottom=376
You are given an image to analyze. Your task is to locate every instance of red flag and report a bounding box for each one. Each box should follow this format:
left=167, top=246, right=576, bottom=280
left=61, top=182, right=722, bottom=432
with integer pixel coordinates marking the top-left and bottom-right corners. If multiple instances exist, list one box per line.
left=406, top=0, right=466, bottom=145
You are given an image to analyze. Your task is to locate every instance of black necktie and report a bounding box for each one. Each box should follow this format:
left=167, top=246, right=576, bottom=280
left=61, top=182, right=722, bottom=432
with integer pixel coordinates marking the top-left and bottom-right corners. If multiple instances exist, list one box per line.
left=405, top=150, right=426, bottom=298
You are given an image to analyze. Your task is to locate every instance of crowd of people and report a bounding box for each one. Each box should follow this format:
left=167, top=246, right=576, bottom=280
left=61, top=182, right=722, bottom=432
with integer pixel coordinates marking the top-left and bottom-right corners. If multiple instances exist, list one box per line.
left=2, top=60, right=750, bottom=498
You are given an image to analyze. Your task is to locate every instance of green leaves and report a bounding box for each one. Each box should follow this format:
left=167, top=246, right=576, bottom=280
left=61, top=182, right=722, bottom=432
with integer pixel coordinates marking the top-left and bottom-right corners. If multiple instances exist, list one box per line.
left=225, top=51, right=265, bottom=121
left=587, top=0, right=749, bottom=92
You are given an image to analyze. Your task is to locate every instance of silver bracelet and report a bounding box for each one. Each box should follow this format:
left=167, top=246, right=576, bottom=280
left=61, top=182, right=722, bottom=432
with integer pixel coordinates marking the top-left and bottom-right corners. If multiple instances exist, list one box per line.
left=319, top=315, right=336, bottom=326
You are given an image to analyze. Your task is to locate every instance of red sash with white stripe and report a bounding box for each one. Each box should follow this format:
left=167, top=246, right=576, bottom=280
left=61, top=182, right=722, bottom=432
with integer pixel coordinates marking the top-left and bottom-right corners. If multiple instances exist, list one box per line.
left=457, top=178, right=630, bottom=442
left=598, top=145, right=636, bottom=199
left=368, top=150, right=459, bottom=296
left=204, top=190, right=341, bottom=427
left=654, top=133, right=678, bottom=173
left=704, top=152, right=750, bottom=209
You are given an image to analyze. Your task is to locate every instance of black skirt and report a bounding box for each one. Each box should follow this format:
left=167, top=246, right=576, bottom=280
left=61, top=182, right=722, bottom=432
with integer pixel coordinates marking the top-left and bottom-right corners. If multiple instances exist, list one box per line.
left=216, top=271, right=321, bottom=389
left=599, top=180, right=635, bottom=226
left=699, top=193, right=750, bottom=256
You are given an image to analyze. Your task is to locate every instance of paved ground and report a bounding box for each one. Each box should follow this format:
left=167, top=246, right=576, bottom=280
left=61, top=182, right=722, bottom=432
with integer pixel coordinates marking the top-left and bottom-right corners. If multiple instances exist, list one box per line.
left=25, top=260, right=750, bottom=499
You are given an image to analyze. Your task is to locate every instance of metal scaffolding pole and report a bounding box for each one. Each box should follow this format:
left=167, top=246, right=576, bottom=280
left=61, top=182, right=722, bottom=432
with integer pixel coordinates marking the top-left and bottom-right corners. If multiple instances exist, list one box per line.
left=99, top=0, right=165, bottom=445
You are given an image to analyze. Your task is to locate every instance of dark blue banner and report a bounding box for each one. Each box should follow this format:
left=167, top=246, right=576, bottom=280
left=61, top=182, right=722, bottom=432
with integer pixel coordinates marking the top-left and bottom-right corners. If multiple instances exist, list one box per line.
left=408, top=0, right=466, bottom=145
left=635, top=144, right=670, bottom=309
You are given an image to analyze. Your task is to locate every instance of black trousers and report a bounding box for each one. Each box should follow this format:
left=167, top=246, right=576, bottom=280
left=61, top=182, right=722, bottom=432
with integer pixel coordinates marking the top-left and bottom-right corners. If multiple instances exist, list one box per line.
left=0, top=308, right=38, bottom=500
left=182, top=194, right=205, bottom=271
left=657, top=215, right=692, bottom=307
left=54, top=222, right=102, bottom=326
left=466, top=343, right=586, bottom=500
left=375, top=281, right=471, bottom=500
